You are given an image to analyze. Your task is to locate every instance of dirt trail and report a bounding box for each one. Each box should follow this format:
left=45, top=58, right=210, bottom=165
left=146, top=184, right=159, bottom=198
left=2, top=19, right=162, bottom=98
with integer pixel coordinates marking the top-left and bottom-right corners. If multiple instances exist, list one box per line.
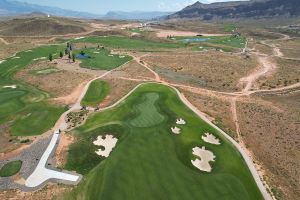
left=0, top=37, right=9, bottom=45
left=240, top=56, right=277, bottom=93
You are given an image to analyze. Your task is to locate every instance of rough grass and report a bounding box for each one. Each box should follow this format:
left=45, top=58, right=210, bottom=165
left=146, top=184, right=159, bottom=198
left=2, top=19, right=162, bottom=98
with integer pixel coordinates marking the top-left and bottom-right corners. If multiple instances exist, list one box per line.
left=64, top=83, right=263, bottom=200
left=81, top=80, right=109, bottom=107
left=73, top=36, right=186, bottom=50
left=0, top=45, right=67, bottom=136
left=76, top=48, right=132, bottom=70
left=0, top=160, right=22, bottom=177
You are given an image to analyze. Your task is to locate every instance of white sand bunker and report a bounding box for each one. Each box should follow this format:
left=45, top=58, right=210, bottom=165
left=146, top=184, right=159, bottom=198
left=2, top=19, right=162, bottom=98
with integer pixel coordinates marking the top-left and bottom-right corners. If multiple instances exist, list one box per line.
left=108, top=55, right=114, bottom=57
left=176, top=118, right=186, bottom=125
left=191, top=146, right=216, bottom=172
left=93, top=135, right=118, bottom=157
left=12, top=56, right=20, bottom=59
left=74, top=36, right=85, bottom=40
left=25, top=50, right=32, bottom=52
left=202, top=133, right=220, bottom=145
left=93, top=51, right=100, bottom=54
left=0, top=60, right=6, bottom=64
left=33, top=57, right=46, bottom=61
left=119, top=56, right=125, bottom=58
left=171, top=126, right=181, bottom=134
left=3, top=85, right=17, bottom=89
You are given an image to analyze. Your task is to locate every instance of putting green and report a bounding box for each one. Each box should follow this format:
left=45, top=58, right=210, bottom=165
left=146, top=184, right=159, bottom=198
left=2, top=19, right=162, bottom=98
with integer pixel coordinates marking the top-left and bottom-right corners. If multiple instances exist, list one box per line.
left=130, top=93, right=165, bottom=127
left=75, top=48, right=132, bottom=70
left=64, top=83, right=263, bottom=200
left=81, top=80, right=109, bottom=107
left=0, top=45, right=67, bottom=136
left=0, top=160, right=22, bottom=177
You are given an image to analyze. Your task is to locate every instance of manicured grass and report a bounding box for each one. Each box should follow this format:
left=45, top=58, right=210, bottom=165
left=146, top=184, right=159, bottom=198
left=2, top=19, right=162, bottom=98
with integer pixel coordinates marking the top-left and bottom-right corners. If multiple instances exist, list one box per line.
left=73, top=36, right=186, bottom=50
left=10, top=103, right=66, bottom=136
left=64, top=83, right=263, bottom=200
left=75, top=48, right=132, bottom=70
left=130, top=93, right=165, bottom=127
left=81, top=80, right=109, bottom=107
left=175, top=35, right=246, bottom=52
left=0, top=45, right=67, bottom=136
left=0, top=160, right=22, bottom=177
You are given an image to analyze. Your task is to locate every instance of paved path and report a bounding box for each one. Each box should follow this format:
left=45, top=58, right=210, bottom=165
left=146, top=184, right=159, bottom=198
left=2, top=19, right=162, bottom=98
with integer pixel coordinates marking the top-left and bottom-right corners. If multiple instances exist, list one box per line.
left=25, top=132, right=80, bottom=188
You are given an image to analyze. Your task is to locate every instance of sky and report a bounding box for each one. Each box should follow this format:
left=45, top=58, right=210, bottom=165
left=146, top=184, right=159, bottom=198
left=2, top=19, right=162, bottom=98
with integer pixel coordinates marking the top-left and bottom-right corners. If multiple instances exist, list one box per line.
left=15, top=0, right=247, bottom=14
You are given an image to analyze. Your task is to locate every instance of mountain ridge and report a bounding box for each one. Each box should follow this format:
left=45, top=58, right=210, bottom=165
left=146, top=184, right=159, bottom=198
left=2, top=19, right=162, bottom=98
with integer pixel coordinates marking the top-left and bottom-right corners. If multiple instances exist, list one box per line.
left=166, top=0, right=300, bottom=20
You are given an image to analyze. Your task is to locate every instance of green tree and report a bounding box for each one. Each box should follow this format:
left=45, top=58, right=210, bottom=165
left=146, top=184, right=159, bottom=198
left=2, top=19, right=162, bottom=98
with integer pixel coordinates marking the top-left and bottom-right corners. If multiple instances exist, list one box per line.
left=59, top=51, right=63, bottom=58
left=48, top=54, right=53, bottom=62
left=72, top=53, right=76, bottom=62
left=68, top=53, right=71, bottom=63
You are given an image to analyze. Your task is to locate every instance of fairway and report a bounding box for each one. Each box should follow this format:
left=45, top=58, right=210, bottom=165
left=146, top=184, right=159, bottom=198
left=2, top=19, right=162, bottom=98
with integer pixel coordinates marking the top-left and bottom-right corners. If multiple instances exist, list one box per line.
left=81, top=80, right=109, bottom=107
left=174, top=35, right=246, bottom=52
left=64, top=83, right=263, bottom=200
left=73, top=36, right=185, bottom=50
left=76, top=48, right=132, bottom=70
left=0, top=160, right=22, bottom=177
left=0, top=46, right=67, bottom=136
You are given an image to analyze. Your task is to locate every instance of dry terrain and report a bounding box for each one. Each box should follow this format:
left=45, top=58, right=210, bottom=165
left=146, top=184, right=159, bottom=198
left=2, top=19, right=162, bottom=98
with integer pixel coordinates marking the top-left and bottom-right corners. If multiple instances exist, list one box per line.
left=237, top=91, right=300, bottom=200
left=15, top=60, right=93, bottom=99
left=142, top=51, right=258, bottom=92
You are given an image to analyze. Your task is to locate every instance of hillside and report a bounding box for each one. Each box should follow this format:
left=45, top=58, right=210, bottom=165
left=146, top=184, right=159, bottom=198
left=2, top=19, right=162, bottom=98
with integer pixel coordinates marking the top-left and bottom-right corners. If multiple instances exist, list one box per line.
left=167, top=0, right=300, bottom=20
left=0, top=0, right=102, bottom=18
left=0, top=17, right=87, bottom=36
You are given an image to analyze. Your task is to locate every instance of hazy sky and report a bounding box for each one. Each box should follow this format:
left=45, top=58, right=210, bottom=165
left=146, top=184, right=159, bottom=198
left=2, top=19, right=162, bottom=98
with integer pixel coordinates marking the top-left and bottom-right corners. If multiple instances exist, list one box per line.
left=15, top=0, right=248, bottom=14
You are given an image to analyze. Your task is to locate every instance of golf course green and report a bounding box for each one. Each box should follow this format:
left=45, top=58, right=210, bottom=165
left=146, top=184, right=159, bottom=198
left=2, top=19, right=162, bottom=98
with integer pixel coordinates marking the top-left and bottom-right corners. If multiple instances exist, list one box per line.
left=64, top=83, right=263, bottom=200
left=75, top=48, right=132, bottom=70
left=0, top=160, right=22, bottom=177
left=0, top=46, right=67, bottom=136
left=81, top=80, right=110, bottom=107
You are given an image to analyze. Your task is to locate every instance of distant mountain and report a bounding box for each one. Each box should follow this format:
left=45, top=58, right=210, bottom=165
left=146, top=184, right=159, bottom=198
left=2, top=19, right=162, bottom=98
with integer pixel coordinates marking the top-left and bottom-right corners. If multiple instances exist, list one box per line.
left=103, top=11, right=173, bottom=20
left=0, top=0, right=102, bottom=18
left=166, top=0, right=300, bottom=20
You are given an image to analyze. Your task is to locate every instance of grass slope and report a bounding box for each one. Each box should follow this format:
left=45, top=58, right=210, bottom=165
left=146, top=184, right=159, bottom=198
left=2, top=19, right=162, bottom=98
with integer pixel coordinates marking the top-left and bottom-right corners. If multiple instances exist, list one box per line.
left=0, top=160, right=22, bottom=177
left=76, top=48, right=132, bottom=70
left=0, top=46, right=67, bottom=136
left=81, top=80, right=109, bottom=107
left=64, top=83, right=263, bottom=200
left=73, top=36, right=186, bottom=50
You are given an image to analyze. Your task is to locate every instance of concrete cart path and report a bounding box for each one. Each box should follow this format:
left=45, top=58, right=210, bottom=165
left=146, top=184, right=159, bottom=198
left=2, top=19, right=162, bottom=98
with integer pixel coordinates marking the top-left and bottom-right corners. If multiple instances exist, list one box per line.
left=25, top=132, right=80, bottom=188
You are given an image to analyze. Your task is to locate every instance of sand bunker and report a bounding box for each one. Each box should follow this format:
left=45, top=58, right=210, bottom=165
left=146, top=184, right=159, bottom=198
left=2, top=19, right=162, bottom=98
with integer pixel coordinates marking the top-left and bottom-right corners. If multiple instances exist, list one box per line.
left=0, top=60, right=6, bottom=64
left=176, top=118, right=186, bottom=125
left=93, top=135, right=118, bottom=157
left=25, top=50, right=32, bottom=52
left=202, top=133, right=220, bottom=145
left=33, top=57, right=47, bottom=61
left=119, top=56, right=125, bottom=58
left=108, top=55, right=114, bottom=57
left=74, top=37, right=85, bottom=40
left=93, top=51, right=100, bottom=54
left=171, top=127, right=181, bottom=134
left=3, top=85, right=17, bottom=89
left=191, top=146, right=216, bottom=172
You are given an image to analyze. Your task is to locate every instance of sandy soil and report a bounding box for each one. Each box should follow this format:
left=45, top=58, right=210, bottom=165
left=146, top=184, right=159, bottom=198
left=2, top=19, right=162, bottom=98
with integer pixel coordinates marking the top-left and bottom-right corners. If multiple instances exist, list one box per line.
left=93, top=135, right=118, bottom=157
left=171, top=127, right=181, bottom=134
left=15, top=60, right=93, bottom=101
left=202, top=133, right=220, bottom=145
left=191, top=146, right=216, bottom=172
